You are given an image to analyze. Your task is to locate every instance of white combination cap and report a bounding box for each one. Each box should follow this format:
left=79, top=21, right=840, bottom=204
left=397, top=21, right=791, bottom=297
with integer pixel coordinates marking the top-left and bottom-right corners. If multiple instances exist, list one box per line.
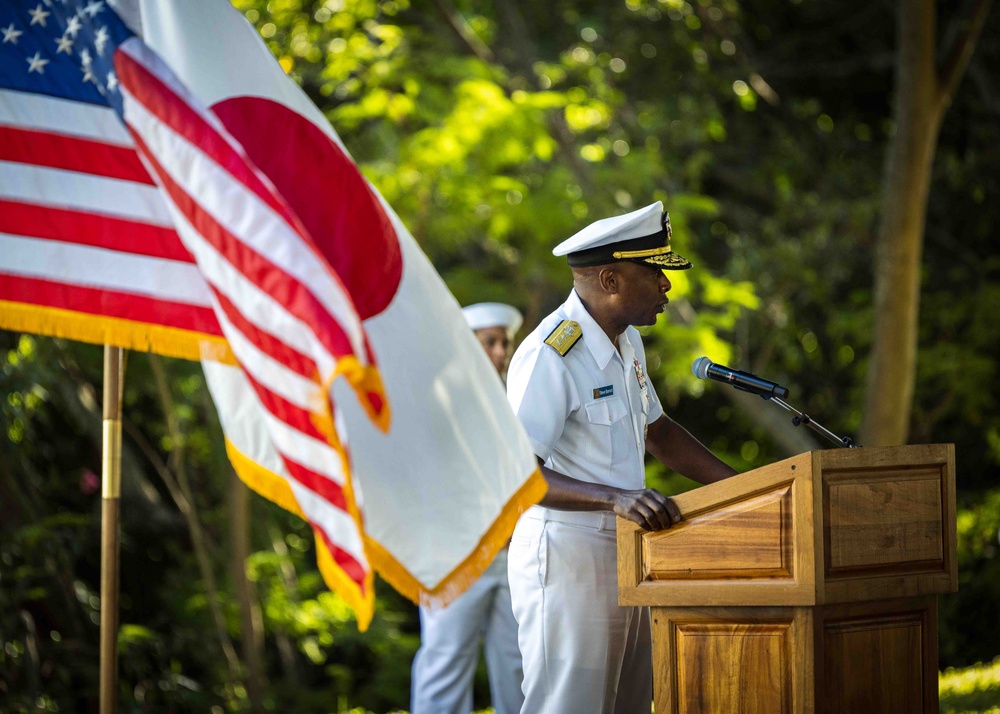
left=552, top=200, right=692, bottom=269
left=461, top=302, right=524, bottom=337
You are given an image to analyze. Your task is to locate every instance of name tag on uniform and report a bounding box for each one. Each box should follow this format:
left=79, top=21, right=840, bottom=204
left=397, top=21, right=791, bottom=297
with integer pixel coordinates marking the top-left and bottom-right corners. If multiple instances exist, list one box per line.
left=593, top=385, right=614, bottom=399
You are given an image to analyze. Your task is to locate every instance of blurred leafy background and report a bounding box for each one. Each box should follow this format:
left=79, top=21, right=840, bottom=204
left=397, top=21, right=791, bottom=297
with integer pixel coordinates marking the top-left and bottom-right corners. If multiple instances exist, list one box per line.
left=2, top=0, right=999, bottom=711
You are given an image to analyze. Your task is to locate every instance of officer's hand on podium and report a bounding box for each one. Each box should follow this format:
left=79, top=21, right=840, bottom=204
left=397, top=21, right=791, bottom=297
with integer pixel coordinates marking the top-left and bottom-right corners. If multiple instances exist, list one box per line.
left=611, top=488, right=681, bottom=531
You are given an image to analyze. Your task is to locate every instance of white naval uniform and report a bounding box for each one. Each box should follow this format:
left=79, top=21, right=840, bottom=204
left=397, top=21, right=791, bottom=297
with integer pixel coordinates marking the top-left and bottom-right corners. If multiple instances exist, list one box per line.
left=411, top=550, right=524, bottom=714
left=505, top=289, right=663, bottom=714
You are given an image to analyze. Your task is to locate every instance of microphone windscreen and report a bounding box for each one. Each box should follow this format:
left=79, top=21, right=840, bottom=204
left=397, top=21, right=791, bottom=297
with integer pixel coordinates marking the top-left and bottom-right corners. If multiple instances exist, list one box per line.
left=692, top=356, right=712, bottom=379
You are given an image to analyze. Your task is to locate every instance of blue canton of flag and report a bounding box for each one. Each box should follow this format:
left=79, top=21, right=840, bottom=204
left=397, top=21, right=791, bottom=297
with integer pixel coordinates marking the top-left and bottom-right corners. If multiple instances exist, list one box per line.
left=1, top=1, right=134, bottom=115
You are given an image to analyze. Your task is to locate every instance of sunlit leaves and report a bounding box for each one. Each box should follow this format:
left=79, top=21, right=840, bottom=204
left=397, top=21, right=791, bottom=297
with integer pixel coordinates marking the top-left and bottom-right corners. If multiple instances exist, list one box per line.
left=564, top=100, right=610, bottom=132
left=232, top=0, right=408, bottom=98
left=939, top=657, right=1000, bottom=714
left=3, top=336, right=51, bottom=447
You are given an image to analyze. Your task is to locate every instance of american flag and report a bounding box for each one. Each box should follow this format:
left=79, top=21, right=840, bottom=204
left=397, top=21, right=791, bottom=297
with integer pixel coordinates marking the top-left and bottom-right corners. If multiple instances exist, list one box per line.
left=0, top=0, right=228, bottom=360
left=0, top=0, right=389, bottom=622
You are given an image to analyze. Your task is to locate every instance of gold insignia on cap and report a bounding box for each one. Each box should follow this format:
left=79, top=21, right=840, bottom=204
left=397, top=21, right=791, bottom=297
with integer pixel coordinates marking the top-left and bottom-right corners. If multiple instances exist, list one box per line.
left=642, top=250, right=693, bottom=269
left=612, top=245, right=673, bottom=260
left=544, top=320, right=582, bottom=356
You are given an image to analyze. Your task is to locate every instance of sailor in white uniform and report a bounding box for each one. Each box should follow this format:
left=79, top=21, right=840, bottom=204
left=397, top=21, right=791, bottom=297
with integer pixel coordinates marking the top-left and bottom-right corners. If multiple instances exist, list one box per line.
left=410, top=302, right=525, bottom=714
left=505, top=201, right=738, bottom=714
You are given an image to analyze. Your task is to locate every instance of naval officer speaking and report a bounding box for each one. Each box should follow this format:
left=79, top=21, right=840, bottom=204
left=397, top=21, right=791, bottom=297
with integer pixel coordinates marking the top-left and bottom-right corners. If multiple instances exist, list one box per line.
left=505, top=201, right=739, bottom=713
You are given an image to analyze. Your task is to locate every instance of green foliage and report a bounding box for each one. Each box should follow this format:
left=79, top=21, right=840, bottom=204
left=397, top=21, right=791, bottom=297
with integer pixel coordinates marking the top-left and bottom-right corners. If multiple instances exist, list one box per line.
left=3, top=0, right=1000, bottom=711
left=940, top=658, right=1000, bottom=713
left=940, top=488, right=1000, bottom=667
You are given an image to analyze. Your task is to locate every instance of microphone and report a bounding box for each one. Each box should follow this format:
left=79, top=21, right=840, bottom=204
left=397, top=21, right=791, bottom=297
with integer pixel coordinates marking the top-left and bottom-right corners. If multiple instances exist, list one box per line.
left=691, top=356, right=789, bottom=400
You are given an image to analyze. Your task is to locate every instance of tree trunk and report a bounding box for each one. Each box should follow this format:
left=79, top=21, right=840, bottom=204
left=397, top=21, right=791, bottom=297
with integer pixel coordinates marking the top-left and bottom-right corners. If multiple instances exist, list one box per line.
left=861, top=0, right=992, bottom=445
left=230, top=472, right=266, bottom=712
left=861, top=0, right=944, bottom=446
left=269, top=526, right=303, bottom=687
left=148, top=355, right=243, bottom=684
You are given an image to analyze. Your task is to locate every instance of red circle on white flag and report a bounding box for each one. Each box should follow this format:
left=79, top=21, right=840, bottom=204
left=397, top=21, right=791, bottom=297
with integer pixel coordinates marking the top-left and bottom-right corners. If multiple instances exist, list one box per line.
left=212, top=96, right=403, bottom=320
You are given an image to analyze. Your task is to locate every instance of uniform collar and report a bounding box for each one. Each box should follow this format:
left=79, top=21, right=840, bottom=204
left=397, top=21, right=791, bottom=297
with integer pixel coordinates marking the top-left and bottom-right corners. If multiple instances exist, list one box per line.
left=565, top=289, right=619, bottom=370
left=618, top=329, right=636, bottom=366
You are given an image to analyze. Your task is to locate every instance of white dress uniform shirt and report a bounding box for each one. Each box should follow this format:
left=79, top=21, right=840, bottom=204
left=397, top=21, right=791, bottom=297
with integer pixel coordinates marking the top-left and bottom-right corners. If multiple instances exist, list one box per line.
left=506, top=288, right=663, bottom=714
left=506, top=288, right=663, bottom=489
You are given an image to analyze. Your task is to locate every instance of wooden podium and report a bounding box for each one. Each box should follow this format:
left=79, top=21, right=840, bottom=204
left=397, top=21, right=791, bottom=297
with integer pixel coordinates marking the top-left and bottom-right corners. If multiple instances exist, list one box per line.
left=617, top=444, right=956, bottom=714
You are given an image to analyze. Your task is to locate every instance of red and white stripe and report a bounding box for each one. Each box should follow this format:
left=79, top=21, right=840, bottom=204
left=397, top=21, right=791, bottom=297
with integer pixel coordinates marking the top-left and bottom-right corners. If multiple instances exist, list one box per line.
left=114, top=39, right=378, bottom=594
left=202, top=360, right=368, bottom=588
left=0, top=88, right=224, bottom=343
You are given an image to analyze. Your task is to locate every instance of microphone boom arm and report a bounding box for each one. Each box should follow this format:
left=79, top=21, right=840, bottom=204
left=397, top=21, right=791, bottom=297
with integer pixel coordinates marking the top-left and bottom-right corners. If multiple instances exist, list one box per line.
left=767, top=396, right=857, bottom=448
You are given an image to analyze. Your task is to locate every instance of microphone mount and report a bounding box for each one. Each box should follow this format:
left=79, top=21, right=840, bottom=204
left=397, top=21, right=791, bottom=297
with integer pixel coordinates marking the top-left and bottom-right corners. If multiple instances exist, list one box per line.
left=766, top=396, right=857, bottom=449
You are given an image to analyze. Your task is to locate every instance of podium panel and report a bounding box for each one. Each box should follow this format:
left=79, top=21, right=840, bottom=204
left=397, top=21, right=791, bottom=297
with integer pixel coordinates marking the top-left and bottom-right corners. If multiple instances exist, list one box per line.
left=651, top=598, right=938, bottom=714
left=652, top=606, right=809, bottom=714
left=644, top=483, right=794, bottom=582
left=819, top=597, right=938, bottom=714
left=820, top=448, right=956, bottom=603
left=620, top=445, right=956, bottom=713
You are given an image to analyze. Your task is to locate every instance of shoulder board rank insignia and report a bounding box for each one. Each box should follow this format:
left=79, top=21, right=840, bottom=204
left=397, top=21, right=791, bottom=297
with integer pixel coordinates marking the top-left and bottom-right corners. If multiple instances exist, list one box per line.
left=544, top=320, right=582, bottom=356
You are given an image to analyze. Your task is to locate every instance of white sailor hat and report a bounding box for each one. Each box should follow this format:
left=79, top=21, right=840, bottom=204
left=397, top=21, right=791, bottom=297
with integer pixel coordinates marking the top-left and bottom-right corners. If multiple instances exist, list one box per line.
left=552, top=201, right=692, bottom=270
left=461, top=302, right=524, bottom=338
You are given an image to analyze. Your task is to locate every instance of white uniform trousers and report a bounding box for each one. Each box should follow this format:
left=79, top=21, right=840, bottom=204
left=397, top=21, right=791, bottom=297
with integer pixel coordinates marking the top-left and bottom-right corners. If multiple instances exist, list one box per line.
left=411, top=549, right=524, bottom=714
left=508, top=508, right=652, bottom=714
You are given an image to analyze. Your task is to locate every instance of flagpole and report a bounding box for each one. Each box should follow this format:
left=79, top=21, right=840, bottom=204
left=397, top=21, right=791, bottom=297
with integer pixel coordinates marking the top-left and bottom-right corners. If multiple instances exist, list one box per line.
left=100, top=346, right=125, bottom=714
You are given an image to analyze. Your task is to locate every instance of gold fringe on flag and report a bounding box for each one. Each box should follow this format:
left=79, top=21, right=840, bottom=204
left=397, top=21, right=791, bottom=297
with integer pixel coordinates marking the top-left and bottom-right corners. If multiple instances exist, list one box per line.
left=325, top=355, right=392, bottom=434
left=0, top=300, right=234, bottom=364
left=223, top=438, right=304, bottom=519
left=328, top=433, right=377, bottom=630
left=225, top=437, right=376, bottom=630
left=316, top=538, right=375, bottom=632
left=366, top=468, right=548, bottom=610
